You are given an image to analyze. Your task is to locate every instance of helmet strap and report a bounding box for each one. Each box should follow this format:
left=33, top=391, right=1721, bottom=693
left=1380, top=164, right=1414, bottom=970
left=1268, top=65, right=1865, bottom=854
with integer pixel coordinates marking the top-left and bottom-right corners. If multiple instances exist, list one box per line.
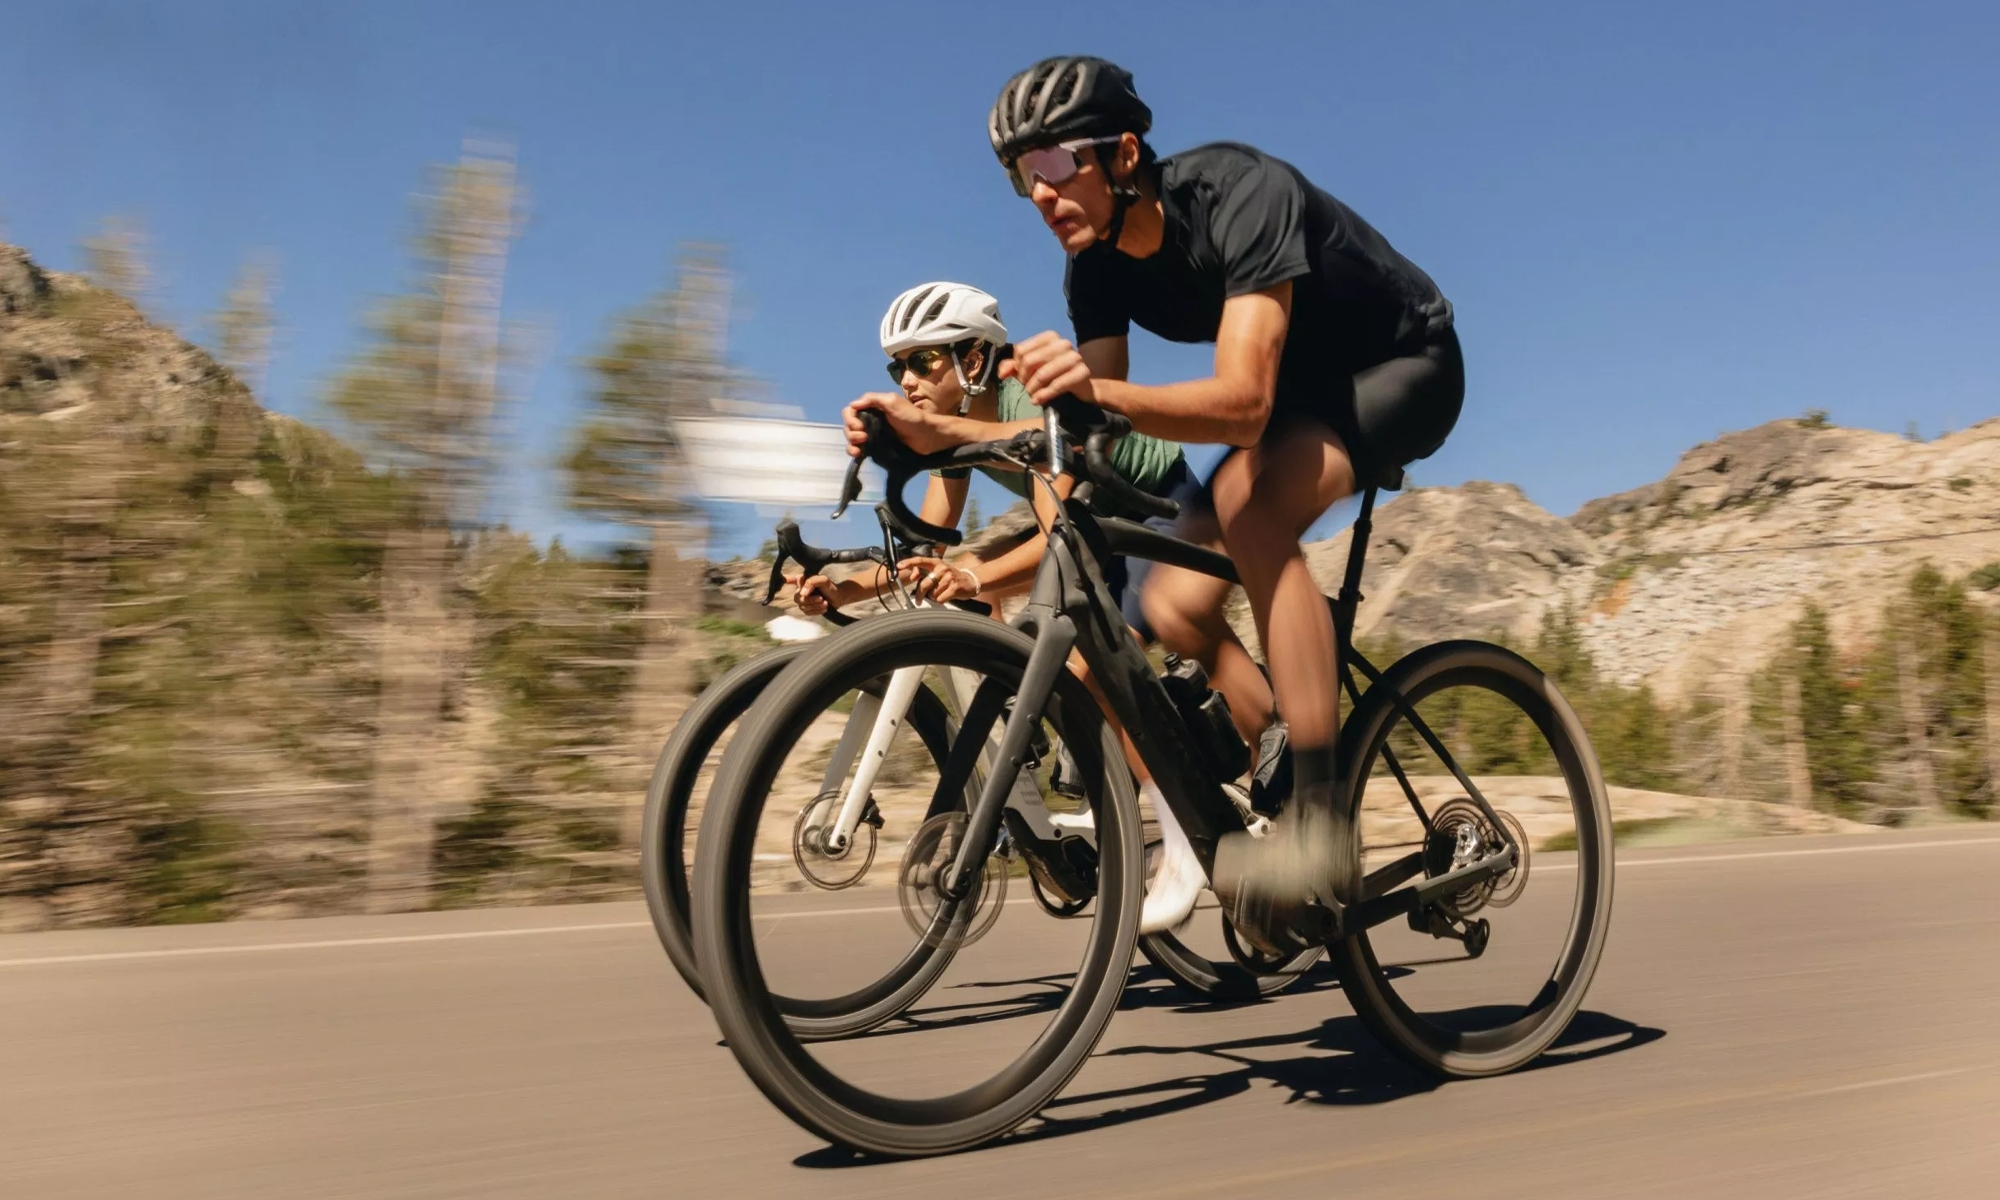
left=951, top=348, right=986, bottom=411
left=1102, top=187, right=1137, bottom=252
left=1099, top=146, right=1142, bottom=251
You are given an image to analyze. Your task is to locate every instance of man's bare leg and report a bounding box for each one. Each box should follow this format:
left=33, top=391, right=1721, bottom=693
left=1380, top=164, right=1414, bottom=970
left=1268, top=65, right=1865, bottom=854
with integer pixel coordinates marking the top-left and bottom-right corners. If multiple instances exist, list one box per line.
left=1145, top=426, right=1360, bottom=952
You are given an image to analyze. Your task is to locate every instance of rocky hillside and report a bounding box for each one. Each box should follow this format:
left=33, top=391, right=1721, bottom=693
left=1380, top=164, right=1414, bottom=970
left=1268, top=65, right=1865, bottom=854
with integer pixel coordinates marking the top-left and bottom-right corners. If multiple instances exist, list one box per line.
left=0, top=243, right=672, bottom=929
left=1285, top=418, right=2000, bottom=703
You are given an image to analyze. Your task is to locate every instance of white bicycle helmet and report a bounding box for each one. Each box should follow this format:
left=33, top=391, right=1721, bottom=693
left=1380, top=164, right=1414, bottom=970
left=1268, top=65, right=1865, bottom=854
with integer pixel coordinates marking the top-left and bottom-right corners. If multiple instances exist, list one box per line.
left=879, top=282, right=1008, bottom=406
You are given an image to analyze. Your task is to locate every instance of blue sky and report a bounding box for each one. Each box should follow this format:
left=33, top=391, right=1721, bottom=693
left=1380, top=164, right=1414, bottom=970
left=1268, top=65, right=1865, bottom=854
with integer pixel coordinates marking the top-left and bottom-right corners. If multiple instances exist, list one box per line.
left=6, top=0, right=1998, bottom=556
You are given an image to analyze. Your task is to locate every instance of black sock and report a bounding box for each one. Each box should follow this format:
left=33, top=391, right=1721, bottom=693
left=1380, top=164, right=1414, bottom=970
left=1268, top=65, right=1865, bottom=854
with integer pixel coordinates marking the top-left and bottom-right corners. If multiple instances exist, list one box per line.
left=1291, top=743, right=1338, bottom=797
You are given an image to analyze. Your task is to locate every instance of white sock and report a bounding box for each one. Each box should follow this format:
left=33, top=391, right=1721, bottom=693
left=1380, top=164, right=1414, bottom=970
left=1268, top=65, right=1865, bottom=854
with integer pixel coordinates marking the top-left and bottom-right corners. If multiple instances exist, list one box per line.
left=1140, top=781, right=1203, bottom=935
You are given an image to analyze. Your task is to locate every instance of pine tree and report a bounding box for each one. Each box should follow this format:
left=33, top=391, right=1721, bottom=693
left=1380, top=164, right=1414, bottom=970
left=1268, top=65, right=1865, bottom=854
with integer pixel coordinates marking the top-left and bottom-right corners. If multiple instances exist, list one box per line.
left=563, top=244, right=737, bottom=823
left=330, top=142, right=523, bottom=912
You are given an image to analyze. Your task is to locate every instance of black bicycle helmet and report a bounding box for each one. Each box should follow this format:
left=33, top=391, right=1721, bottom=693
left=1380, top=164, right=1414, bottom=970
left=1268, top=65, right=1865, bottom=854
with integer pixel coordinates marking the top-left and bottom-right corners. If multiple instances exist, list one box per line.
left=988, top=56, right=1152, bottom=166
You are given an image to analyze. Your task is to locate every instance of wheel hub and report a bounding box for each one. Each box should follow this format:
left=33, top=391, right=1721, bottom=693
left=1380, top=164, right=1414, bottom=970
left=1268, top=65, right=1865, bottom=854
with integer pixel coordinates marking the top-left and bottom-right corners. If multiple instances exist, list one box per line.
left=792, top=792, right=877, bottom=890
left=898, top=812, right=1007, bottom=949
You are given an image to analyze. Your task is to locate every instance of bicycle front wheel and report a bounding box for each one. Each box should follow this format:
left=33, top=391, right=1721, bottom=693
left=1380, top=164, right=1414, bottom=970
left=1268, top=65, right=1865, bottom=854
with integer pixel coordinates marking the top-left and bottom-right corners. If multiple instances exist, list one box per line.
left=640, top=643, right=963, bottom=1039
left=692, top=609, right=1143, bottom=1156
left=1331, top=640, right=1615, bottom=1077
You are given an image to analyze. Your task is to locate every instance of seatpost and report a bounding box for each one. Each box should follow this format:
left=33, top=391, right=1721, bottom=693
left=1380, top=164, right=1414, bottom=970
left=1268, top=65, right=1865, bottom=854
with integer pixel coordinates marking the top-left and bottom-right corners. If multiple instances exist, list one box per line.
left=1338, top=487, right=1378, bottom=612
left=1333, top=486, right=1380, bottom=711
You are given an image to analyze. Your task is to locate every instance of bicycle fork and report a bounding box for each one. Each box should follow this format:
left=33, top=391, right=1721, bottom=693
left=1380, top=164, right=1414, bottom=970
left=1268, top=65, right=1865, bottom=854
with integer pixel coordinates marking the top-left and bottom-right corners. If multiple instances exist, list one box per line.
left=819, top=665, right=1080, bottom=856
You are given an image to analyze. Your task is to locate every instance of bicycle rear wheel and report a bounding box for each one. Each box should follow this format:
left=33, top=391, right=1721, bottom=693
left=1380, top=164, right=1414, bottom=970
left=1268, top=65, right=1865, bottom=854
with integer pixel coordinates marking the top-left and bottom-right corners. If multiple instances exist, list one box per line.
left=1331, top=640, right=1615, bottom=1077
left=639, top=643, right=962, bottom=1038
left=693, top=610, right=1142, bottom=1156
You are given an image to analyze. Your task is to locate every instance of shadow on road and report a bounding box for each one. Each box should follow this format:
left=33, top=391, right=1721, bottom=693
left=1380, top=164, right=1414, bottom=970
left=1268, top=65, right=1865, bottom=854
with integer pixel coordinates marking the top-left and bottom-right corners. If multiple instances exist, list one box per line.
left=795, top=1007, right=1663, bottom=1168
left=836, top=960, right=1355, bottom=1042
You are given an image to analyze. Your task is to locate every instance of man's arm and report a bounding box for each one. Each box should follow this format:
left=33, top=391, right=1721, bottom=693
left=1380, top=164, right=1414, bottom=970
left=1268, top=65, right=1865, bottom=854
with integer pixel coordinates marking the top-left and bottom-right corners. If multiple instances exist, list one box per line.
left=1014, top=283, right=1292, bottom=448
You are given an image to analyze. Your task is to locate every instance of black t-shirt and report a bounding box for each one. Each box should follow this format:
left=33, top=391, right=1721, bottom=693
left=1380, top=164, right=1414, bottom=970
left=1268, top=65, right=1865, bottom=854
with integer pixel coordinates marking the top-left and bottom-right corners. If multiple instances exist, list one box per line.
left=1065, top=142, right=1452, bottom=403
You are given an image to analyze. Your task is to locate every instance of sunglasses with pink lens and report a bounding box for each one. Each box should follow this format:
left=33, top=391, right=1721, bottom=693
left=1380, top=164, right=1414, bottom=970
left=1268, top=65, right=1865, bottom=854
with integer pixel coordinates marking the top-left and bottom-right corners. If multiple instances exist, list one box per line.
left=1008, top=137, right=1121, bottom=197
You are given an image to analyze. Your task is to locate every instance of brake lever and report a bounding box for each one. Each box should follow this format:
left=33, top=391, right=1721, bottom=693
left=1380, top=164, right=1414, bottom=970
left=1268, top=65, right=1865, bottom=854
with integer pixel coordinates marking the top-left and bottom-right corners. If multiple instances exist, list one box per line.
left=829, top=413, right=877, bottom=521
left=763, top=520, right=821, bottom=605
left=762, top=519, right=880, bottom=606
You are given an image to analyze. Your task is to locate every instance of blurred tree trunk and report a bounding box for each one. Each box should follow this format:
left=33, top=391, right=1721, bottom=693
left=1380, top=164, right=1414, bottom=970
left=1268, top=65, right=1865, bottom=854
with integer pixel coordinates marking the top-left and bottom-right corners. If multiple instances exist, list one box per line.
left=1720, top=674, right=1747, bottom=799
left=362, top=525, right=453, bottom=910
left=39, top=528, right=110, bottom=731
left=1893, top=624, right=1940, bottom=811
left=1779, top=668, right=1812, bottom=809
left=631, top=520, right=700, bottom=746
left=1986, top=621, right=2000, bottom=806
left=207, top=255, right=276, bottom=482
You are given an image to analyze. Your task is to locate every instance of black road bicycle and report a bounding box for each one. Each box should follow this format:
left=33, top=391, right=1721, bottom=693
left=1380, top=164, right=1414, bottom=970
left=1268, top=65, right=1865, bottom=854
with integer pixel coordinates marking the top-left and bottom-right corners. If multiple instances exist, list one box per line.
left=641, top=512, right=1316, bottom=1039
left=690, top=401, right=1615, bottom=1156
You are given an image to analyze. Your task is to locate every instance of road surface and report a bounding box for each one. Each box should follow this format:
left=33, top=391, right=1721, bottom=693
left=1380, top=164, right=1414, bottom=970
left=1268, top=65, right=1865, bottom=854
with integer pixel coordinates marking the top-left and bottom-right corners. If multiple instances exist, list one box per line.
left=4, top=826, right=1999, bottom=1198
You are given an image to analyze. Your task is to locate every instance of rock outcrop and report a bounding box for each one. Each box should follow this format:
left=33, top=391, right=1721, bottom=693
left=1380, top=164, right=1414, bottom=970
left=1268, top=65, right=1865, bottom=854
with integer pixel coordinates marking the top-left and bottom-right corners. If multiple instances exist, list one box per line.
left=1247, top=418, right=2000, bottom=702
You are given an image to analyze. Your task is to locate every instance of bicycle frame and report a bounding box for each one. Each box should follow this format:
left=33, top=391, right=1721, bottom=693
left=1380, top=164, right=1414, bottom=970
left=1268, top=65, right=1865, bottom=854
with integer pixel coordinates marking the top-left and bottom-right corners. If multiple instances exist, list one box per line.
left=924, top=465, right=1521, bottom=938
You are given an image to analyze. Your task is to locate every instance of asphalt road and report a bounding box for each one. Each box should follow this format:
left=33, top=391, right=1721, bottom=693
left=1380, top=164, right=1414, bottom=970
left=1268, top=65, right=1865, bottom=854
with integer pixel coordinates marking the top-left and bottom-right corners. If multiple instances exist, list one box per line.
left=5, top=826, right=1999, bottom=1199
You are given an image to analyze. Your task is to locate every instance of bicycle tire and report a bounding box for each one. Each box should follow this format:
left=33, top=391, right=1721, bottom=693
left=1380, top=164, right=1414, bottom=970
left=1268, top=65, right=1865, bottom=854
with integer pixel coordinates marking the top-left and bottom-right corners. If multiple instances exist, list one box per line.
left=639, top=643, right=962, bottom=1039
left=693, top=609, right=1143, bottom=1156
left=1330, top=640, right=1615, bottom=1077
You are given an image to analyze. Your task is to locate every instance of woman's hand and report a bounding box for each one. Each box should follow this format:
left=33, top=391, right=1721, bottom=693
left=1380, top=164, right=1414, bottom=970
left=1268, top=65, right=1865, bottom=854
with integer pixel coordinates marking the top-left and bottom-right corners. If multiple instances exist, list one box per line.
left=790, top=573, right=844, bottom=617
left=897, top=556, right=982, bottom=603
left=1003, top=331, right=1101, bottom=409
left=842, top=391, right=950, bottom=457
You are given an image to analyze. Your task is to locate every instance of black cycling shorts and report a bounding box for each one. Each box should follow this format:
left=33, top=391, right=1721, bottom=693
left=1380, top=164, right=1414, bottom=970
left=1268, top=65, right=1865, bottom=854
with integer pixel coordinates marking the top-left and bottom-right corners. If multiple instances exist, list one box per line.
left=1291, top=325, right=1464, bottom=484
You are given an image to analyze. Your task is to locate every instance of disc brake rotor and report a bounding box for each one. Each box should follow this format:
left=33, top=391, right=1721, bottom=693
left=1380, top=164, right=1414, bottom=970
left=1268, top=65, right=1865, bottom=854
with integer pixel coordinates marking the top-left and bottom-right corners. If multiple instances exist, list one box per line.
left=1485, top=808, right=1531, bottom=908
left=898, top=812, right=1007, bottom=949
left=792, top=791, right=876, bottom=891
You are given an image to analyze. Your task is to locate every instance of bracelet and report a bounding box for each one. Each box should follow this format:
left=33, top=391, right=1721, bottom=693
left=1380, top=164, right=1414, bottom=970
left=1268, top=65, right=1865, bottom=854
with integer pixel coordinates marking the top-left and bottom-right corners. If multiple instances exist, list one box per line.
left=960, top=566, right=982, bottom=598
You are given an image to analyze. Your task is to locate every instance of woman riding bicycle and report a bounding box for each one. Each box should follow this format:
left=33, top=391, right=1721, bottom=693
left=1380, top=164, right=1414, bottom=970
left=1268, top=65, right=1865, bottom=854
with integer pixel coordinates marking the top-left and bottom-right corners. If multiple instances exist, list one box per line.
left=800, top=281, right=1214, bottom=930
left=854, top=57, right=1465, bottom=955
left=798, top=281, right=1185, bottom=618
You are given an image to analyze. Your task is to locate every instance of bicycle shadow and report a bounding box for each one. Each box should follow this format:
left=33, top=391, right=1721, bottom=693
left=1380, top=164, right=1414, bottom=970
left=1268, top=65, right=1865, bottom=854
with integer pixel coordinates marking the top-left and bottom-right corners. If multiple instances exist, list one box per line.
left=837, top=959, right=1355, bottom=1043
left=795, top=1007, right=1663, bottom=1167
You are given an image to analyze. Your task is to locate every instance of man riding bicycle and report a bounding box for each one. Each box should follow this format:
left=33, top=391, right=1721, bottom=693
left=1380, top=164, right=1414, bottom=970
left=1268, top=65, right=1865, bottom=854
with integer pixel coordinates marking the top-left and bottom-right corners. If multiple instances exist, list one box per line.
left=800, top=282, right=1211, bottom=928
left=857, top=56, right=1465, bottom=955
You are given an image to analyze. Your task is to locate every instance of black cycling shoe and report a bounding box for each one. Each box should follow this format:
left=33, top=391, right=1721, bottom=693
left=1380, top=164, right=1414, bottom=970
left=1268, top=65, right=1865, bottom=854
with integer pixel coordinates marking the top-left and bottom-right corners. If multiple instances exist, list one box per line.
left=1211, top=785, right=1358, bottom=957
left=1249, top=721, right=1291, bottom=816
